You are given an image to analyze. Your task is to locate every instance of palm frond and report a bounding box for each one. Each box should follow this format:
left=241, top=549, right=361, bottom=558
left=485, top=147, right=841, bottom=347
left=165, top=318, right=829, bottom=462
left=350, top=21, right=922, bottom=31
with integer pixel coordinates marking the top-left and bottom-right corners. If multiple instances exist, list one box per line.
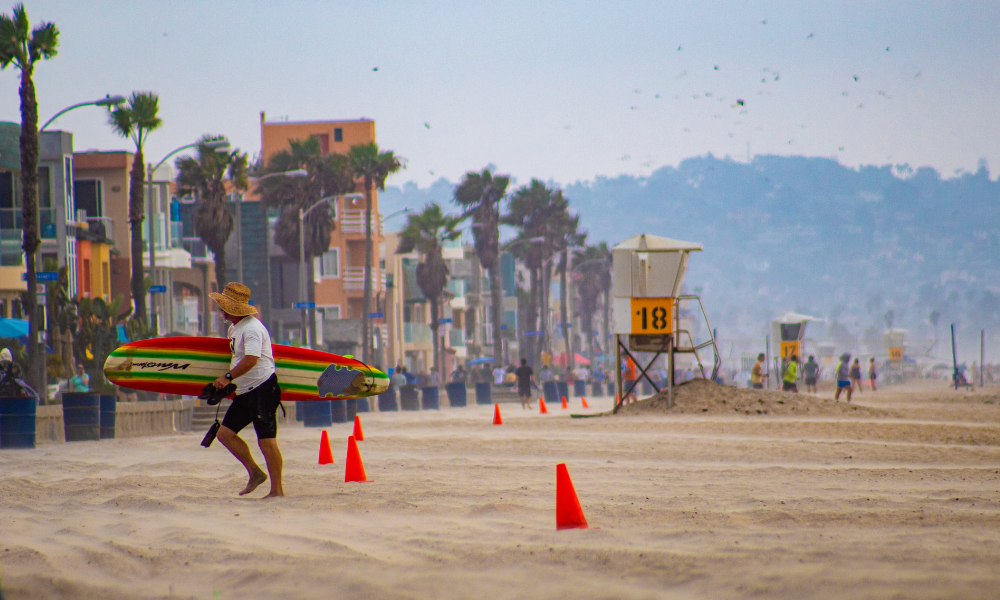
left=0, top=14, right=24, bottom=67
left=27, top=21, right=58, bottom=61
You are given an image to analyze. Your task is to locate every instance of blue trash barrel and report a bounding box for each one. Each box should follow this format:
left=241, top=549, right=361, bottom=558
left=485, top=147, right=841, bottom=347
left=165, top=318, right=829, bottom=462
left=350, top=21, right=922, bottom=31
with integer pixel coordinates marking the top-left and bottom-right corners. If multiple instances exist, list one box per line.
left=0, top=396, right=37, bottom=449
left=345, top=398, right=358, bottom=421
left=474, top=382, right=492, bottom=405
left=378, top=387, right=398, bottom=412
left=556, top=381, right=569, bottom=402
left=543, top=381, right=558, bottom=406
left=606, top=382, right=615, bottom=397
left=421, top=386, right=440, bottom=410
left=445, top=382, right=467, bottom=407
left=400, top=386, right=420, bottom=411
left=356, top=397, right=370, bottom=413
left=62, top=392, right=101, bottom=442
left=590, top=382, right=603, bottom=397
left=295, top=401, right=304, bottom=421
left=303, top=400, right=333, bottom=427
left=331, top=400, right=349, bottom=423
left=573, top=380, right=587, bottom=398
left=99, top=394, right=116, bottom=439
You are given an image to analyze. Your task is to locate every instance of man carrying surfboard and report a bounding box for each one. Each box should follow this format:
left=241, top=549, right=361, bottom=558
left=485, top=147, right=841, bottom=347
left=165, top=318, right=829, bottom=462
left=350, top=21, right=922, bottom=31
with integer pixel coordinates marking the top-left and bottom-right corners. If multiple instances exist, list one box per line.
left=209, top=282, right=284, bottom=499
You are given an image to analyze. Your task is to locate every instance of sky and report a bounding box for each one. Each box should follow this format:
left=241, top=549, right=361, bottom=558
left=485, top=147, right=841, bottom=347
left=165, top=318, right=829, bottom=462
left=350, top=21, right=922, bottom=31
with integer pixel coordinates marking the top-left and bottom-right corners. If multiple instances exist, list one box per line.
left=2, top=0, right=999, bottom=188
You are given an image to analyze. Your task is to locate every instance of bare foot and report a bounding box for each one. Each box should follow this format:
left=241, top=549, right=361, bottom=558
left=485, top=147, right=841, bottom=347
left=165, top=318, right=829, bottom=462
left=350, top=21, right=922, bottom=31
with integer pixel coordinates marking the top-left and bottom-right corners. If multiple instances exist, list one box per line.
left=262, top=490, right=284, bottom=499
left=239, top=470, right=267, bottom=496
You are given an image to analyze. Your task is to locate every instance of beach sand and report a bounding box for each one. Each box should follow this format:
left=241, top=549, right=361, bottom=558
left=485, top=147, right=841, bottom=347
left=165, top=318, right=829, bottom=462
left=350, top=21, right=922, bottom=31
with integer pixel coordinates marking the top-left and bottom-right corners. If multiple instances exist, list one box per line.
left=2, top=382, right=999, bottom=599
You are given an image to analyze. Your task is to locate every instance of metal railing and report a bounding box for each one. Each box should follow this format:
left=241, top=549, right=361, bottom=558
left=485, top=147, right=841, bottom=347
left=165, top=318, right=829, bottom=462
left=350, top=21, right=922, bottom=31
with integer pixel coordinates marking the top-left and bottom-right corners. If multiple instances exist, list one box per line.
left=86, top=216, right=114, bottom=242
left=340, top=210, right=383, bottom=235
left=343, top=266, right=386, bottom=291
left=404, top=322, right=432, bottom=344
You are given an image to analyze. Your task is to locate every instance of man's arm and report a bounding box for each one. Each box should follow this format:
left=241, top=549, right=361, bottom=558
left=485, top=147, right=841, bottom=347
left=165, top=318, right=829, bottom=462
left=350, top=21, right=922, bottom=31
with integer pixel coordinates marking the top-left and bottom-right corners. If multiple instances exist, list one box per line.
left=213, top=355, right=259, bottom=389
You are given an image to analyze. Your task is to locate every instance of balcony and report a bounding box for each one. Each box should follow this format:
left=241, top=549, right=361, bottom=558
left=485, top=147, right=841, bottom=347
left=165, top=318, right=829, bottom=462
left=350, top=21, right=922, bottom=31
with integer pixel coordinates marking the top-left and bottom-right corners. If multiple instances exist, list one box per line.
left=340, top=210, right=383, bottom=236
left=404, top=322, right=432, bottom=344
left=343, top=266, right=387, bottom=291
left=86, top=217, right=114, bottom=242
left=449, top=329, right=466, bottom=347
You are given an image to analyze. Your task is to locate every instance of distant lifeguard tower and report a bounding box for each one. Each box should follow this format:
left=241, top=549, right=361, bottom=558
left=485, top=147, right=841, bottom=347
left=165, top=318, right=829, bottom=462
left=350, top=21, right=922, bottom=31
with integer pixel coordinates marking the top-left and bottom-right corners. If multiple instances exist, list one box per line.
left=610, top=234, right=719, bottom=411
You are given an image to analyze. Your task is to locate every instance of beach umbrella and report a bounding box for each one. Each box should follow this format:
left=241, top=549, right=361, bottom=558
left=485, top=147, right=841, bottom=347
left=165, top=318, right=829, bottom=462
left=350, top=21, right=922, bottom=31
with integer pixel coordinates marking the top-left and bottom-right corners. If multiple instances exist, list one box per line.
left=467, top=357, right=495, bottom=365
left=0, top=318, right=30, bottom=338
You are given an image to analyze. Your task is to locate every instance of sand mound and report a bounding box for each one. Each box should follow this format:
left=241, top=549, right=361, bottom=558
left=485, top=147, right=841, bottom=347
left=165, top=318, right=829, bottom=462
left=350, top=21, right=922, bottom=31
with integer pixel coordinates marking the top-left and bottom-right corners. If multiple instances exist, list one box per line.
left=616, top=378, right=892, bottom=416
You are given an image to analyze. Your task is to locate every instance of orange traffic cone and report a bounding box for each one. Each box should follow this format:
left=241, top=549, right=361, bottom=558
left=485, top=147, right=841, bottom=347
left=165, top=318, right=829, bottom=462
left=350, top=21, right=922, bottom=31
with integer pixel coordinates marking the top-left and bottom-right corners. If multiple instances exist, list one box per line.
left=581, top=397, right=590, bottom=409
left=556, top=463, right=588, bottom=530
left=539, top=398, right=548, bottom=414
left=318, top=430, right=334, bottom=465
left=561, top=395, right=568, bottom=409
left=344, top=435, right=367, bottom=482
left=616, top=393, right=621, bottom=405
left=493, top=404, right=503, bottom=425
left=353, top=415, right=365, bottom=441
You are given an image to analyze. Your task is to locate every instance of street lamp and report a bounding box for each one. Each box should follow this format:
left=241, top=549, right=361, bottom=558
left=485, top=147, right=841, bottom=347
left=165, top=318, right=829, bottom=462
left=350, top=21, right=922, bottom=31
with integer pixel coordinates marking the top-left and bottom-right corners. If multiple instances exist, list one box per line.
left=146, top=138, right=230, bottom=335
left=40, top=95, right=126, bottom=131
left=299, top=192, right=365, bottom=347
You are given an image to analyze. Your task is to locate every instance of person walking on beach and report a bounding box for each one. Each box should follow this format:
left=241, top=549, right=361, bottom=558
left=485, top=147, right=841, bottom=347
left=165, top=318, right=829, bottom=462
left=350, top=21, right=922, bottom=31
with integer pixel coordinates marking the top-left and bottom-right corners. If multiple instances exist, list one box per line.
left=210, top=282, right=284, bottom=499
left=803, top=355, right=819, bottom=394
left=834, top=353, right=853, bottom=402
left=869, top=357, right=878, bottom=392
left=782, top=355, right=800, bottom=393
left=751, top=353, right=768, bottom=389
left=514, top=358, right=534, bottom=409
left=850, top=358, right=863, bottom=393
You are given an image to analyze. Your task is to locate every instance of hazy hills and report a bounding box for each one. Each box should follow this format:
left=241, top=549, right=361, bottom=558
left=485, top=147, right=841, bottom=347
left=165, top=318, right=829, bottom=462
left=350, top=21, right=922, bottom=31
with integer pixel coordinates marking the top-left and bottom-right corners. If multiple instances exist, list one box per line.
left=381, top=155, right=1000, bottom=359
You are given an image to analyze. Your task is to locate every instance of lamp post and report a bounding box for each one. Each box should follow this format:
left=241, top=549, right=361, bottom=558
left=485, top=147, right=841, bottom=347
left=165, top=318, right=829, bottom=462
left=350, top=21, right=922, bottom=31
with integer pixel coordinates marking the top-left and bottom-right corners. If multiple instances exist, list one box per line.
left=370, top=207, right=410, bottom=367
left=298, top=192, right=364, bottom=347
left=40, top=95, right=125, bottom=131
left=146, top=138, right=230, bottom=335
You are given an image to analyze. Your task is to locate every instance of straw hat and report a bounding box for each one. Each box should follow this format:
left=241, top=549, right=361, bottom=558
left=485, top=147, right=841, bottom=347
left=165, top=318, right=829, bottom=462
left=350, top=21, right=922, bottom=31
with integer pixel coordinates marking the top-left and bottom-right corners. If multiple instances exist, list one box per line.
left=209, top=282, right=258, bottom=317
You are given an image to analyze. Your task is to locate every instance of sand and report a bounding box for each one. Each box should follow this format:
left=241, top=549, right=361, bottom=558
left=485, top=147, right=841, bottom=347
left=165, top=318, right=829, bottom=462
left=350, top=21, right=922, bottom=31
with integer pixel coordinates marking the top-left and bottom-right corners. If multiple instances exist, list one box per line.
left=2, top=382, right=1000, bottom=599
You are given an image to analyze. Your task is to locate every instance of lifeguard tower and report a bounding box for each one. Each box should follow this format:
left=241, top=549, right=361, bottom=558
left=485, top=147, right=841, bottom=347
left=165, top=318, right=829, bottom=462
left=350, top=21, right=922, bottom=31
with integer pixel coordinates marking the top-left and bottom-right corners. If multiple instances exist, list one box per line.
left=610, top=234, right=719, bottom=411
left=771, top=312, right=824, bottom=380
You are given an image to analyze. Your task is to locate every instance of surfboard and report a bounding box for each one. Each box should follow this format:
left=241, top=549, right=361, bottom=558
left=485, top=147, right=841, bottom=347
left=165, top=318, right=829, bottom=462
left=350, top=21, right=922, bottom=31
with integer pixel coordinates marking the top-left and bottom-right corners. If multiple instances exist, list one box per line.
left=103, top=337, right=389, bottom=401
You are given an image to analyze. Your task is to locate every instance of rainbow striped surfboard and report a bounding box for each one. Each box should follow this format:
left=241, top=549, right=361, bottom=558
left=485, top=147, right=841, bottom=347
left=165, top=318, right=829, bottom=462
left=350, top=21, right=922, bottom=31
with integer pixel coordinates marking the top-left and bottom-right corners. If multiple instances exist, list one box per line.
left=103, top=337, right=389, bottom=401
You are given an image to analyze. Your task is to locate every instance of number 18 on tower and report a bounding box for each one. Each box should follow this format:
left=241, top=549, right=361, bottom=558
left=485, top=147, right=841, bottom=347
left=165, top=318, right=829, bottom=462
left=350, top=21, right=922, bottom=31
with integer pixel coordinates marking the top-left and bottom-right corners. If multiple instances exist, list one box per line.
left=629, top=297, right=674, bottom=335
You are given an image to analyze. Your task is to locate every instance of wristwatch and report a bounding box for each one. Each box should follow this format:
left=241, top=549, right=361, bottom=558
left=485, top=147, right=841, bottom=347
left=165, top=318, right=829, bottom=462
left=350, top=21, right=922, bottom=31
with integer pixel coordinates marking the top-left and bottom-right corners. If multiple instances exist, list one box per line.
left=225, top=372, right=233, bottom=381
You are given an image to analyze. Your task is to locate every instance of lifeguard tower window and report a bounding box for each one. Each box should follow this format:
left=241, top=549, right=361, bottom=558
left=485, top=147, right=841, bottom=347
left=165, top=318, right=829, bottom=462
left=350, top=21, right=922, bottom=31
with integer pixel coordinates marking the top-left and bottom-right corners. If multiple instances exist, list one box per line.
left=780, top=323, right=802, bottom=341
left=334, top=128, right=343, bottom=142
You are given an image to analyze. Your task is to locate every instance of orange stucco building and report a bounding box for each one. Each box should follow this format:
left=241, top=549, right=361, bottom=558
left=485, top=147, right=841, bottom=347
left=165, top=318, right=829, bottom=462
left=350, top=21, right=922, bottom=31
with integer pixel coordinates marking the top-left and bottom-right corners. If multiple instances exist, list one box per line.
left=255, top=113, right=385, bottom=349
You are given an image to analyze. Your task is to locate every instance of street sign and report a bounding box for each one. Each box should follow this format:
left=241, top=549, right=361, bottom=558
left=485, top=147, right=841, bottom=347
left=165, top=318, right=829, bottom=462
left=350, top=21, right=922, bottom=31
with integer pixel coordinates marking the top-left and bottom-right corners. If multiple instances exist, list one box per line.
left=780, top=341, right=801, bottom=359
left=367, top=312, right=384, bottom=318
left=523, top=330, right=543, bottom=337
left=629, top=297, right=674, bottom=335
left=889, top=347, right=903, bottom=361
left=439, top=318, right=453, bottom=324
left=293, top=302, right=316, bottom=309
left=23, top=271, right=58, bottom=282
left=499, top=325, right=507, bottom=330
left=149, top=285, right=167, bottom=294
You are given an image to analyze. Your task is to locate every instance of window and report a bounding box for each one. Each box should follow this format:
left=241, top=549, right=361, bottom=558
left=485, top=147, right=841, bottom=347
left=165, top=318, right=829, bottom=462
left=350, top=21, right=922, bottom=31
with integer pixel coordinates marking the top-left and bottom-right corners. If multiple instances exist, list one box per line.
left=320, top=248, right=340, bottom=277
left=74, top=179, right=102, bottom=218
left=82, top=258, right=92, bottom=297
left=334, top=128, right=343, bottom=142
left=102, top=261, right=110, bottom=298
left=320, top=306, right=341, bottom=320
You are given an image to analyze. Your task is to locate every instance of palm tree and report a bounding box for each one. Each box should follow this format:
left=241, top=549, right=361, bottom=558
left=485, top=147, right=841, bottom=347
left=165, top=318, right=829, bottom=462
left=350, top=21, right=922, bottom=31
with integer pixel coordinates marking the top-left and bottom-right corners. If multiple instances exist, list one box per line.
left=397, top=203, right=462, bottom=378
left=348, top=142, right=403, bottom=364
left=174, top=135, right=249, bottom=295
left=258, top=138, right=355, bottom=345
left=107, top=92, right=162, bottom=325
left=573, top=243, right=611, bottom=363
left=556, top=220, right=584, bottom=369
left=453, top=169, right=509, bottom=365
left=503, top=181, right=574, bottom=365
left=0, top=3, right=59, bottom=395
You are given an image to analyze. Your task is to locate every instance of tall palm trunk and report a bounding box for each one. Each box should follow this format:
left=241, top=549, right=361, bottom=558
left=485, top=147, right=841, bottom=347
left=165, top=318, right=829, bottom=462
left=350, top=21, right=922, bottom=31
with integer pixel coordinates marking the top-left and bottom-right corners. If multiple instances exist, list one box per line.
left=128, top=153, right=147, bottom=324
left=490, top=265, right=503, bottom=365
left=211, top=243, right=227, bottom=300
left=362, top=176, right=374, bottom=364
left=541, top=261, right=552, bottom=359
left=559, top=249, right=574, bottom=370
left=429, top=296, right=440, bottom=376
left=18, top=66, right=43, bottom=395
left=524, top=267, right=539, bottom=365
left=582, top=311, right=596, bottom=366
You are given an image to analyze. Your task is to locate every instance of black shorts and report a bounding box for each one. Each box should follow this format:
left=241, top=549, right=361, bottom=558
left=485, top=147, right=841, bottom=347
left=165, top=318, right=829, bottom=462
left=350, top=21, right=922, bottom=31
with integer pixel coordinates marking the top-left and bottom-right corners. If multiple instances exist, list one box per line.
left=782, top=381, right=797, bottom=391
left=805, top=377, right=817, bottom=386
left=221, top=374, right=282, bottom=439
left=752, top=383, right=764, bottom=389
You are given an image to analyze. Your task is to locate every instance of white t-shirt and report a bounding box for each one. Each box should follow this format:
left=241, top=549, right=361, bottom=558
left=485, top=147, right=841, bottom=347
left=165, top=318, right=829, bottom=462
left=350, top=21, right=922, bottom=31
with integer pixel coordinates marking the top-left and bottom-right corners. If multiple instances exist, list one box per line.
left=227, top=316, right=275, bottom=394
left=493, top=367, right=505, bottom=385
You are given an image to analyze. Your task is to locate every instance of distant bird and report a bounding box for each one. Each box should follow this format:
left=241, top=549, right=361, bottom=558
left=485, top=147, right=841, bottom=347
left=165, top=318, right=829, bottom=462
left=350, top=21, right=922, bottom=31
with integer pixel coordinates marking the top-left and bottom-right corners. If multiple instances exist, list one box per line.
left=629, top=106, right=638, bottom=110
left=886, top=47, right=890, bottom=51
left=842, top=91, right=849, bottom=96
left=857, top=103, right=864, bottom=109
left=838, top=147, right=844, bottom=151
left=655, top=94, right=661, bottom=99
left=705, top=92, right=712, bottom=97
left=914, top=71, right=922, bottom=78
left=683, top=128, right=691, bottom=132
left=634, top=89, right=641, bottom=94
left=424, top=122, right=430, bottom=128
left=807, top=33, right=814, bottom=38
left=853, top=75, right=859, bottom=81
left=714, top=65, right=719, bottom=70
left=762, top=19, right=767, bottom=24
left=429, top=171, right=435, bottom=176
left=736, top=99, right=745, bottom=106
left=373, top=67, right=379, bottom=71
left=774, top=74, right=780, bottom=81
left=677, top=45, right=682, bottom=51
